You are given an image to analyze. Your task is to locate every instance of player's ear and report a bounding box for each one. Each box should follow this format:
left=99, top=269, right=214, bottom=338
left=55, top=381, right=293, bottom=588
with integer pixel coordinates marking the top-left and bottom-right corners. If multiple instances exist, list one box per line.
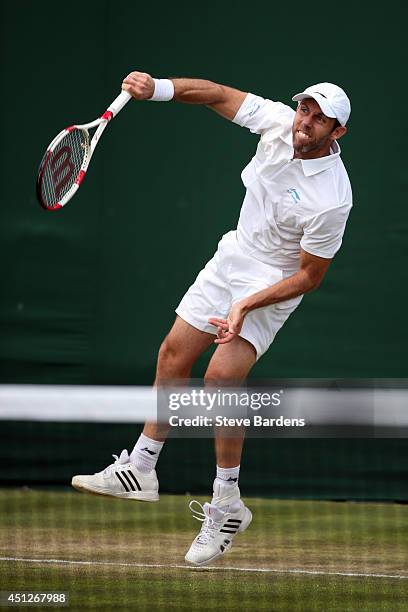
left=331, top=126, right=347, bottom=141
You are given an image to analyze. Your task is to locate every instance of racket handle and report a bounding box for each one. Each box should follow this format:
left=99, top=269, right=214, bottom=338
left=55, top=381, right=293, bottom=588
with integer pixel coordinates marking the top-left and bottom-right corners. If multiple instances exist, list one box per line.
left=107, top=91, right=132, bottom=117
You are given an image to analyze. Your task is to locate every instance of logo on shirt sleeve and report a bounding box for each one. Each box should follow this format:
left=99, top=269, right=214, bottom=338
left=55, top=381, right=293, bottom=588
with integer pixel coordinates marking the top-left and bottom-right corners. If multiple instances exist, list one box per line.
left=248, top=101, right=261, bottom=117
left=287, top=188, right=301, bottom=203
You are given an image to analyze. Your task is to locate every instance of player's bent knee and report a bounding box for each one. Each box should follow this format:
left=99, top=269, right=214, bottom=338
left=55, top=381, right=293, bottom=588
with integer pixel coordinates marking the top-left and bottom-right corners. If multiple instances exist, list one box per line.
left=156, top=336, right=193, bottom=378
left=157, top=337, right=179, bottom=364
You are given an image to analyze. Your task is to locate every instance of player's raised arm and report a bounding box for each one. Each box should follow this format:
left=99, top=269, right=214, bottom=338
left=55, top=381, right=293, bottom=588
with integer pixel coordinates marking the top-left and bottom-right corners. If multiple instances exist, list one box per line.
left=173, top=79, right=247, bottom=120
left=122, top=71, right=247, bottom=120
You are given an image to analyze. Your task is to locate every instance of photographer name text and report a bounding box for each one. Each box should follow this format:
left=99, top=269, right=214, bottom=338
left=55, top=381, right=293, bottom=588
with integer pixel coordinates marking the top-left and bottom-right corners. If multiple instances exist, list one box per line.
left=168, top=415, right=305, bottom=427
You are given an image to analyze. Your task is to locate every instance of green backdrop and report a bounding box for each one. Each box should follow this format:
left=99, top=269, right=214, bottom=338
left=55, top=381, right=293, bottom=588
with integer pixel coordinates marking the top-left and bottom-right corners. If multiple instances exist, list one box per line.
left=2, top=422, right=407, bottom=500
left=1, top=0, right=407, bottom=384
left=0, top=1, right=407, bottom=500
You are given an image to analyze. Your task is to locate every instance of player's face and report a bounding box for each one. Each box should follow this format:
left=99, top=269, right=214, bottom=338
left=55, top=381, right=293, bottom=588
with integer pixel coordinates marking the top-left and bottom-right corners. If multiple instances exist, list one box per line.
left=292, top=98, right=344, bottom=158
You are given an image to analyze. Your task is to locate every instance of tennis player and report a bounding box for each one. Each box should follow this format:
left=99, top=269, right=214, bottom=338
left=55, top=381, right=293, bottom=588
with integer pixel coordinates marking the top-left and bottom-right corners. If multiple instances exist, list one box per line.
left=72, top=73, right=352, bottom=566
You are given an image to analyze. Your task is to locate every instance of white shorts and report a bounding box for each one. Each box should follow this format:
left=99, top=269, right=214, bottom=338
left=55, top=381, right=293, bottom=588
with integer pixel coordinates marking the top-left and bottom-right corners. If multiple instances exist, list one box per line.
left=175, top=231, right=302, bottom=360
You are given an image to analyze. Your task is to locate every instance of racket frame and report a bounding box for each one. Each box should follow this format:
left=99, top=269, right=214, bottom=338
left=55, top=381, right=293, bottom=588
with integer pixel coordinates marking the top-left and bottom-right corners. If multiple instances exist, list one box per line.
left=36, top=90, right=131, bottom=210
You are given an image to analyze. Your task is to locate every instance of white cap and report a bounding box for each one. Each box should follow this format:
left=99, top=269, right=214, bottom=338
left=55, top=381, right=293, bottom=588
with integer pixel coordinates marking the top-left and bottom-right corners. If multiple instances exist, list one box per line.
left=292, top=82, right=351, bottom=126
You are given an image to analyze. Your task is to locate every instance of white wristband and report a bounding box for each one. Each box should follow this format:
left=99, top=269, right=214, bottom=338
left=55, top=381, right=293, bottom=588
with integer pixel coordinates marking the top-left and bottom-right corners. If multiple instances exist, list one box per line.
left=148, top=78, right=175, bottom=102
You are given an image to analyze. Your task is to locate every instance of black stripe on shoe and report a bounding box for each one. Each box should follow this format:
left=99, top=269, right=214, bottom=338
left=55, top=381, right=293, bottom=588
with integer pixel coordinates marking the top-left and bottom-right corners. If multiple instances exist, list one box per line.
left=226, top=519, right=242, bottom=524
left=126, top=470, right=142, bottom=491
left=115, top=471, right=130, bottom=492
left=220, top=528, right=238, bottom=534
left=121, top=471, right=137, bottom=492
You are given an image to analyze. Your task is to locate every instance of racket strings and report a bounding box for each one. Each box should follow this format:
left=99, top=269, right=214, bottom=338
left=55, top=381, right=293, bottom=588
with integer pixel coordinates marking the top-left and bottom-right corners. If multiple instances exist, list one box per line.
left=41, top=129, right=89, bottom=208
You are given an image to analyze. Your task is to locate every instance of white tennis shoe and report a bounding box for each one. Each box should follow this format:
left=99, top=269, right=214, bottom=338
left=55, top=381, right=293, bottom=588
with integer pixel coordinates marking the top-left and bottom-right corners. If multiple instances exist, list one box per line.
left=185, top=481, right=252, bottom=566
left=71, top=449, right=159, bottom=502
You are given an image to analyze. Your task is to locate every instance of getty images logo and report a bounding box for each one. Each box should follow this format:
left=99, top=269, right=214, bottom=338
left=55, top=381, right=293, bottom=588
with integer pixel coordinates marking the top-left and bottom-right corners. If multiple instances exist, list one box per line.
left=287, top=188, right=300, bottom=203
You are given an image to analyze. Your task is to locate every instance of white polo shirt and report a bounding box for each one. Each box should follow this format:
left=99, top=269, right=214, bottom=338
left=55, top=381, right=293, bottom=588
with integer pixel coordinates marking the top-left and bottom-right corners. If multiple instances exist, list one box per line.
left=232, top=93, right=353, bottom=275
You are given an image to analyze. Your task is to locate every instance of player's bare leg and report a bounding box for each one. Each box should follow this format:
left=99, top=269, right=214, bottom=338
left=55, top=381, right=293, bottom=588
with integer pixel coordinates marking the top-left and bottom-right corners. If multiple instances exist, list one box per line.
left=72, top=316, right=214, bottom=501
left=206, top=336, right=256, bottom=467
left=118, top=315, right=215, bottom=486
left=143, top=316, right=216, bottom=440
left=185, top=336, right=256, bottom=565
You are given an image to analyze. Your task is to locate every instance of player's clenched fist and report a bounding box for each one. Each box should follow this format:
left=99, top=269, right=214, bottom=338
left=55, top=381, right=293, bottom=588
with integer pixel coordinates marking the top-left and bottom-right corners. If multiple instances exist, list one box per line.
left=122, top=71, right=155, bottom=100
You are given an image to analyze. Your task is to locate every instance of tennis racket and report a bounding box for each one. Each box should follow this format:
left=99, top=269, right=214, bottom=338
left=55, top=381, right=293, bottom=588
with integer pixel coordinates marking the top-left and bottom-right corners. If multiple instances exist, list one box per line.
left=36, top=90, right=132, bottom=211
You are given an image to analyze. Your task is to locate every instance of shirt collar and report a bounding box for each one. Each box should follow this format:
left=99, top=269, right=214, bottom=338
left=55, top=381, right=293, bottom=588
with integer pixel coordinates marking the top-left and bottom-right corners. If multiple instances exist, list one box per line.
left=282, top=134, right=342, bottom=176
left=298, top=141, right=342, bottom=176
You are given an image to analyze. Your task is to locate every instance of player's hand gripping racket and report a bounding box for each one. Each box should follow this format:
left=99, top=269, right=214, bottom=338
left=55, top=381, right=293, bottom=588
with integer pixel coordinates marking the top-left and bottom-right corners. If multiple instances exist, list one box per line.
left=36, top=90, right=132, bottom=210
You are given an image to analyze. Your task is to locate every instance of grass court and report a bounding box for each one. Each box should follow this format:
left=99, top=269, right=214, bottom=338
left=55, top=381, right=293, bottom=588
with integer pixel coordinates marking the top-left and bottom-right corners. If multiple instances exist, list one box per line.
left=0, top=490, right=407, bottom=610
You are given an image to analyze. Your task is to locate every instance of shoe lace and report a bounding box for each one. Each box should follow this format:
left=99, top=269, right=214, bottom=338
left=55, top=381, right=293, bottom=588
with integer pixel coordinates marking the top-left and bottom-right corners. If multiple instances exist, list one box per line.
left=102, top=450, right=129, bottom=475
left=188, top=500, right=221, bottom=545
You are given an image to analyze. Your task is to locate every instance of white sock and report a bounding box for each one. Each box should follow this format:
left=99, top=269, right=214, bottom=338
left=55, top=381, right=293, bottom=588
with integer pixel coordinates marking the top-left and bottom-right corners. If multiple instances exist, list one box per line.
left=216, top=464, right=240, bottom=485
left=130, top=433, right=164, bottom=473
